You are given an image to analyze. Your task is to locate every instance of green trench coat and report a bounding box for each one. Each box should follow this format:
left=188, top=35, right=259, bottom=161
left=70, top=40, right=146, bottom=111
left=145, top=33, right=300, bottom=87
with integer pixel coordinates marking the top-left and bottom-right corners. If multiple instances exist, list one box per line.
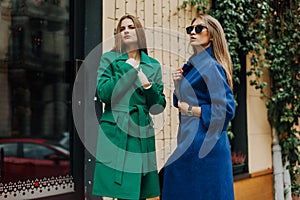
left=92, top=51, right=166, bottom=199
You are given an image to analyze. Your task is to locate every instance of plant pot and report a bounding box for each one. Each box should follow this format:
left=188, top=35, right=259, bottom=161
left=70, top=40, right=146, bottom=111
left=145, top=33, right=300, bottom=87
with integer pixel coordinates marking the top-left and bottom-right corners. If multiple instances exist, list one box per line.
left=232, top=163, right=245, bottom=175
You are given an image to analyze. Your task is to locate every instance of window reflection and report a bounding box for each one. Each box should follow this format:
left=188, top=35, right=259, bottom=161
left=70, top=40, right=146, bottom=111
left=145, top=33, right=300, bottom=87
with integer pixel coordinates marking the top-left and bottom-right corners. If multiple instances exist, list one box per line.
left=0, top=0, right=71, bottom=190
left=0, top=143, right=18, bottom=157
left=0, top=139, right=69, bottom=183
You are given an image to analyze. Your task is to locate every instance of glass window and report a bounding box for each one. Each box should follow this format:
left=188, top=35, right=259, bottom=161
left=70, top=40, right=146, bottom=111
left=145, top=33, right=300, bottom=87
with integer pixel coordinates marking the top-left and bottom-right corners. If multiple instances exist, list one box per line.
left=23, top=143, right=55, bottom=159
left=0, top=143, right=18, bottom=157
left=0, top=0, right=74, bottom=198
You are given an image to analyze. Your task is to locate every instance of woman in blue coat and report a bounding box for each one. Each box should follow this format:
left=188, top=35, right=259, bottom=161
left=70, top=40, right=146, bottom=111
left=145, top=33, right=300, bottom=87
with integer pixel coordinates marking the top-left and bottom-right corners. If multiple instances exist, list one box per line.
left=162, top=14, right=236, bottom=200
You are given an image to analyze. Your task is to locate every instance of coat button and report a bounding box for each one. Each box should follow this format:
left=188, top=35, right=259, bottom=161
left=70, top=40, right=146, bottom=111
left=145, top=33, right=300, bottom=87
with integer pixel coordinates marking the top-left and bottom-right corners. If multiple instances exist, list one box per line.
left=137, top=89, right=144, bottom=95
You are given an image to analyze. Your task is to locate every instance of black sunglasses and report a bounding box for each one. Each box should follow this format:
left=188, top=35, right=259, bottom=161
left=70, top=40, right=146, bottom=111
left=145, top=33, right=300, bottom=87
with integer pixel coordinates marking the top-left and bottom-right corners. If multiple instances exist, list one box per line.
left=186, top=25, right=207, bottom=34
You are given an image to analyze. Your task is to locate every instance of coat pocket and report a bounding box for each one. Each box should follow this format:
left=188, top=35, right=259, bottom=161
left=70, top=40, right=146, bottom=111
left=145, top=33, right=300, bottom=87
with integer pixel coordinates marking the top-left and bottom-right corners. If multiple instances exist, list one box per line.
left=95, top=121, right=119, bottom=164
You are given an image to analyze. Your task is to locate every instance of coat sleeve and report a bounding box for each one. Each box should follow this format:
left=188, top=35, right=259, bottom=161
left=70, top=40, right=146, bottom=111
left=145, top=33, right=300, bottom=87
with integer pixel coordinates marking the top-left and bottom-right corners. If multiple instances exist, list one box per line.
left=96, top=52, right=138, bottom=104
left=200, top=63, right=235, bottom=131
left=143, top=61, right=166, bottom=115
left=190, top=54, right=235, bottom=158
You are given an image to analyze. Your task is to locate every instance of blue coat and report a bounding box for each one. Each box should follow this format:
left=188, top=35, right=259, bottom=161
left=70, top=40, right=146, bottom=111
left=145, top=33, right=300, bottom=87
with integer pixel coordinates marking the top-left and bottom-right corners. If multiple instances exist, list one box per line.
left=162, top=47, right=236, bottom=200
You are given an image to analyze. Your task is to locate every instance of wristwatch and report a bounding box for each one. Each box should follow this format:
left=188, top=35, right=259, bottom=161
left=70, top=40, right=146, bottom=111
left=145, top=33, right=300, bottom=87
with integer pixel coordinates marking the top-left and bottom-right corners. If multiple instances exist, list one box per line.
left=186, top=105, right=193, bottom=116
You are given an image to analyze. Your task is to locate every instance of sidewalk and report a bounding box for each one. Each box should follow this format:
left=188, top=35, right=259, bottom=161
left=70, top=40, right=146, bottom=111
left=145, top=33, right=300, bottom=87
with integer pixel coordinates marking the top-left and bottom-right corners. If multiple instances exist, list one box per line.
left=102, top=197, right=160, bottom=200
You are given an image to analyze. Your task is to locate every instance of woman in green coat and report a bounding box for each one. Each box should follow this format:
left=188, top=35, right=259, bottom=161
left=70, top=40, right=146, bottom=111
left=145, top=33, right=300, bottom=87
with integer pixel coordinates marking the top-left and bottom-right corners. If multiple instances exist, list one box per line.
left=92, top=15, right=166, bottom=200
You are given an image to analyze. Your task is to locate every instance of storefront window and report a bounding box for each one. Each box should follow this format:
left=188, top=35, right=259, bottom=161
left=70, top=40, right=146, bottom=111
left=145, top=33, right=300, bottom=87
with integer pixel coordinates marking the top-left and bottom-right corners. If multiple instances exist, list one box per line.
left=0, top=0, right=73, bottom=198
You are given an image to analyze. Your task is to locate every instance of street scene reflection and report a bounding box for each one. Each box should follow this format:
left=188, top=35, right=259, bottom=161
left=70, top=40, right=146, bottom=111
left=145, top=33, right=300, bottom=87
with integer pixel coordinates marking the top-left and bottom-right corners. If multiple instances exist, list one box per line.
left=0, top=137, right=69, bottom=183
left=0, top=0, right=71, bottom=186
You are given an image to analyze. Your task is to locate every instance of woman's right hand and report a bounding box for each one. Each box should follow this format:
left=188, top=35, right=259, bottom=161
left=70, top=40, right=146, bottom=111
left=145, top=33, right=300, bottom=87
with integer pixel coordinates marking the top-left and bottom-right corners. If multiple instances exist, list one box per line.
left=172, top=68, right=183, bottom=82
left=126, top=58, right=139, bottom=70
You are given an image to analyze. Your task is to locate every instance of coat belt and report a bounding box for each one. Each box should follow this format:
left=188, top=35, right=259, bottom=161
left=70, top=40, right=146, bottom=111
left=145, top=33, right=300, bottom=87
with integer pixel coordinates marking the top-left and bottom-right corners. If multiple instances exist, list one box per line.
left=110, top=104, right=150, bottom=184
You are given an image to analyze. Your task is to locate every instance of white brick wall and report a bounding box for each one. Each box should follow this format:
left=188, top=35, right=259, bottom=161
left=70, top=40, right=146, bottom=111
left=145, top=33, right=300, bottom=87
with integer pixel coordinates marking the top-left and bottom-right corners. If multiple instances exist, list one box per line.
left=102, top=0, right=195, bottom=167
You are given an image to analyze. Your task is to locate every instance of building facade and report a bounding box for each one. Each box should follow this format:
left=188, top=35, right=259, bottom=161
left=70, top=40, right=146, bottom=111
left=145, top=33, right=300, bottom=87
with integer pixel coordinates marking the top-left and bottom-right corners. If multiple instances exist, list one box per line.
left=0, top=0, right=273, bottom=199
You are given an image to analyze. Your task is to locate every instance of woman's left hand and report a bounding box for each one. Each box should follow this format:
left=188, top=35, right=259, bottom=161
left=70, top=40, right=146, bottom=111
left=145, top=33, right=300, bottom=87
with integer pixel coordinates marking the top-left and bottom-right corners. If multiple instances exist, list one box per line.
left=178, top=101, right=201, bottom=117
left=137, top=69, right=151, bottom=88
left=178, top=101, right=189, bottom=113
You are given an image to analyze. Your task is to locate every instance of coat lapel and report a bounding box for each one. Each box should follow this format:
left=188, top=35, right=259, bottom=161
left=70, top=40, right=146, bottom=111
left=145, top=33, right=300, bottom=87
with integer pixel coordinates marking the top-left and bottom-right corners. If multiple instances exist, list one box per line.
left=114, top=51, right=156, bottom=83
left=139, top=51, right=156, bottom=82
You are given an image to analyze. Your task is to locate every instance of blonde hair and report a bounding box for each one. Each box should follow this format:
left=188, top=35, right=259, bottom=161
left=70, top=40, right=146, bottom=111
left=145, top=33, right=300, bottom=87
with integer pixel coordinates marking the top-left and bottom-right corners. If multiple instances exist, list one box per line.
left=112, top=15, right=148, bottom=55
left=191, top=14, right=233, bottom=88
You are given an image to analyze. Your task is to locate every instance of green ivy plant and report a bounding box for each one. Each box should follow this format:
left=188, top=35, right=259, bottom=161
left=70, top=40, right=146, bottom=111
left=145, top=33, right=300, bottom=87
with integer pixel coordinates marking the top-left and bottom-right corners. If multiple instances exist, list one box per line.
left=180, top=0, right=300, bottom=195
left=263, top=0, right=300, bottom=195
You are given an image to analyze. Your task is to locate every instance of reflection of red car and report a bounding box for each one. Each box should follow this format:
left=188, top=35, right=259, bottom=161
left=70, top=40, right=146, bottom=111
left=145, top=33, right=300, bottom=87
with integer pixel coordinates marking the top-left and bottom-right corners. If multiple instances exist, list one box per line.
left=0, top=138, right=70, bottom=183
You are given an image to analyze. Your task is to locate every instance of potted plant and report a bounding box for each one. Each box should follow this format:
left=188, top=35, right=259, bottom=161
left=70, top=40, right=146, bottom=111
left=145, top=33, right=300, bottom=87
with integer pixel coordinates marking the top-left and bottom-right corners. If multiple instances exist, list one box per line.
left=231, top=152, right=246, bottom=175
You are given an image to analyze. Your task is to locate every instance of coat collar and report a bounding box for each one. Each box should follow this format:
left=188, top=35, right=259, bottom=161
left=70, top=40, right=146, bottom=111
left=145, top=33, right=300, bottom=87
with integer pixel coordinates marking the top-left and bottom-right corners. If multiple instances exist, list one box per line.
left=205, top=46, right=213, bottom=57
left=183, top=46, right=215, bottom=75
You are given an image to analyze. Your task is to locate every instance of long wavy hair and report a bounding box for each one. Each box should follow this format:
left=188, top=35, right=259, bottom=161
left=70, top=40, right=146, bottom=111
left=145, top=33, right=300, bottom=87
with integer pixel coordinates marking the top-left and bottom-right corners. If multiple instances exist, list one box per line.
left=191, top=14, right=233, bottom=88
left=111, top=15, right=148, bottom=55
